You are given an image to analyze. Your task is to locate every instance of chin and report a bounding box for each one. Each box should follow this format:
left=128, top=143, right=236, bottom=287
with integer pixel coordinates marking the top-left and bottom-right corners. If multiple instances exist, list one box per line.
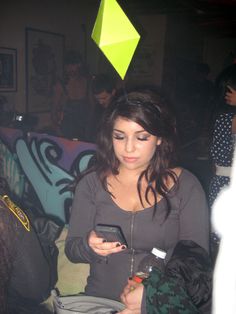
left=122, top=164, right=146, bottom=172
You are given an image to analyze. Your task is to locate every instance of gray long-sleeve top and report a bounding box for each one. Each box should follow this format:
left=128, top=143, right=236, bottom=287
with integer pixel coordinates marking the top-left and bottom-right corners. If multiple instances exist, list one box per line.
left=65, top=169, right=210, bottom=301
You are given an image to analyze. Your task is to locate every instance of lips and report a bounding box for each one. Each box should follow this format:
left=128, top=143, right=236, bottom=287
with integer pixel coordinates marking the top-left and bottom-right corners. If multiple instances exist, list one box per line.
left=123, top=156, right=138, bottom=163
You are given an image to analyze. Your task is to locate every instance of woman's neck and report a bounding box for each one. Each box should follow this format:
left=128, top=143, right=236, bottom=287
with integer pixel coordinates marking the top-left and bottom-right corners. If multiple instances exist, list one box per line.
left=115, top=167, right=144, bottom=182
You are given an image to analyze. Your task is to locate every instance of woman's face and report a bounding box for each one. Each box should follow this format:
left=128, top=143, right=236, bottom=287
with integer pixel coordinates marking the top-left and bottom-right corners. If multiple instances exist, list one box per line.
left=112, top=117, right=161, bottom=173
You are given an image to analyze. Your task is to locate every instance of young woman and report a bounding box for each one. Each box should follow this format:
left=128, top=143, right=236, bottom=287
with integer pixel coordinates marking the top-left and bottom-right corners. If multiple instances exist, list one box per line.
left=65, top=88, right=210, bottom=303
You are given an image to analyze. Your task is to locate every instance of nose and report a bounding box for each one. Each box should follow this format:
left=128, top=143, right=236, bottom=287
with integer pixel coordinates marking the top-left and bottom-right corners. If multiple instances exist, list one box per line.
left=125, top=138, right=135, bottom=153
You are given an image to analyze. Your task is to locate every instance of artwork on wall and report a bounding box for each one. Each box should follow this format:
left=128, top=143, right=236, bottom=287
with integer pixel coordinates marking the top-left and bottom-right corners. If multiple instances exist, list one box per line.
left=0, top=47, right=17, bottom=92
left=127, top=44, right=157, bottom=84
left=25, top=28, right=65, bottom=112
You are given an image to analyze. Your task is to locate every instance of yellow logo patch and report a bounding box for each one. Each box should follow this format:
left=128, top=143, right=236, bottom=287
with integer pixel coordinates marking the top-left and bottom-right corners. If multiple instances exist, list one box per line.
left=1, top=195, right=30, bottom=231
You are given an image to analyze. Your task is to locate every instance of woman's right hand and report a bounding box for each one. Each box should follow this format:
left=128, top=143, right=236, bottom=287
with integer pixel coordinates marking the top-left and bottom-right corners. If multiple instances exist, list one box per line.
left=88, top=230, right=127, bottom=256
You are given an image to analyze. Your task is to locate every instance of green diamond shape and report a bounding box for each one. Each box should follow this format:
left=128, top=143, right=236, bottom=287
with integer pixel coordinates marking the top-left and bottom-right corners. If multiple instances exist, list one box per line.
left=91, top=0, right=140, bottom=79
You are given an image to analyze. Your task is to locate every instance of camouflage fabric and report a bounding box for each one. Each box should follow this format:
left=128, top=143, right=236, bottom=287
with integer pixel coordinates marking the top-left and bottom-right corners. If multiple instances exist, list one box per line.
left=143, top=267, right=199, bottom=314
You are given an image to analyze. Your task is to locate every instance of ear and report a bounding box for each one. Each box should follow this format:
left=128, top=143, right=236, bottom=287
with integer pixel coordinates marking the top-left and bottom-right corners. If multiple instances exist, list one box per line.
left=156, top=138, right=162, bottom=146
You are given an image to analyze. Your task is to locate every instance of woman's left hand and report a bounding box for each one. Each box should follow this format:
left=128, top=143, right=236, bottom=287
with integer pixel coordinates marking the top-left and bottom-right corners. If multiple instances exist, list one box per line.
left=118, top=279, right=144, bottom=314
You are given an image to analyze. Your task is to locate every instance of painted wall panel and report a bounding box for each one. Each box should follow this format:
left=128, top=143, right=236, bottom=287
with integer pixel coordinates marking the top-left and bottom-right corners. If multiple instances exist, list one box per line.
left=0, top=127, right=96, bottom=224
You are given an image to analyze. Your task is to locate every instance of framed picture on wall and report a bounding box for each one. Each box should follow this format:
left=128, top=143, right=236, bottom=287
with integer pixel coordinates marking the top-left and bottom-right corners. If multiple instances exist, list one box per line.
left=126, top=44, right=157, bottom=85
left=25, top=28, right=65, bottom=112
left=0, top=47, right=17, bottom=92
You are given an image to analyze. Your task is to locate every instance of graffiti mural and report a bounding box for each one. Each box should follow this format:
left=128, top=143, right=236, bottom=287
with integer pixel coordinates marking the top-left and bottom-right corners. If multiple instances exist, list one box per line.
left=0, top=127, right=96, bottom=223
left=0, top=138, right=25, bottom=197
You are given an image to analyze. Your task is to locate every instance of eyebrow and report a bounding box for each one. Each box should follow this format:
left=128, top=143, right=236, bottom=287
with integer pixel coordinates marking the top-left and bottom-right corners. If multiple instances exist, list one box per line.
left=113, top=128, right=146, bottom=134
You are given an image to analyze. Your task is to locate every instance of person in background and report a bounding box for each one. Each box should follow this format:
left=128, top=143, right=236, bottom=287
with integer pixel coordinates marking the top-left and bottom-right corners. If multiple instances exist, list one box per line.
left=87, top=73, right=117, bottom=142
left=51, top=50, right=89, bottom=140
left=209, top=64, right=236, bottom=208
left=208, top=65, right=236, bottom=262
left=65, top=87, right=210, bottom=310
left=0, top=176, right=59, bottom=314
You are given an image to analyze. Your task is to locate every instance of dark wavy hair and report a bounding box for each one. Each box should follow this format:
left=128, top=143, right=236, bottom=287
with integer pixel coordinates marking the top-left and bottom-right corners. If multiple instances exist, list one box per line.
left=91, top=73, right=116, bottom=95
left=90, top=88, right=179, bottom=217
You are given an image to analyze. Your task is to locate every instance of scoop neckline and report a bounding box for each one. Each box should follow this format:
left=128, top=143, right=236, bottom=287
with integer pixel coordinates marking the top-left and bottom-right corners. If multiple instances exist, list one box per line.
left=107, top=168, right=183, bottom=213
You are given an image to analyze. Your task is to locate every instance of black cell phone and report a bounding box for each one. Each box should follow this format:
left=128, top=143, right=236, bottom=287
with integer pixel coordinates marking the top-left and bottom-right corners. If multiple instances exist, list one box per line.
left=95, top=224, right=127, bottom=247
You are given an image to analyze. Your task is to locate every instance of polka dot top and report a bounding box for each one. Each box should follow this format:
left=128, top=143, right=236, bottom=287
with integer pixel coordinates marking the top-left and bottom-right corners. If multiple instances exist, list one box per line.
left=210, top=112, right=235, bottom=167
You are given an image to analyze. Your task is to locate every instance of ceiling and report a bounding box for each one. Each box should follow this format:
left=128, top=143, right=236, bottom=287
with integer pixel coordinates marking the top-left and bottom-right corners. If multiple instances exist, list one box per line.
left=119, top=0, right=236, bottom=37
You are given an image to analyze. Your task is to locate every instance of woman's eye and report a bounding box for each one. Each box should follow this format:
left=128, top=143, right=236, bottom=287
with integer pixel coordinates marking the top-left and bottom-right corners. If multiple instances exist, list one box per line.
left=137, top=136, right=149, bottom=141
left=113, top=134, right=124, bottom=140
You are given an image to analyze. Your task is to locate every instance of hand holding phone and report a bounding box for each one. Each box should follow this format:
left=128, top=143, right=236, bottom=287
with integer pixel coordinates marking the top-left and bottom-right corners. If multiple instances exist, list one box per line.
left=95, top=224, right=128, bottom=247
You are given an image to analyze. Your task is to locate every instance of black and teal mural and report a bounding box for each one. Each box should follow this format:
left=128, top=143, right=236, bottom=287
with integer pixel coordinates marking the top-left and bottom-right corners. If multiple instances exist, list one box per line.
left=0, top=127, right=96, bottom=224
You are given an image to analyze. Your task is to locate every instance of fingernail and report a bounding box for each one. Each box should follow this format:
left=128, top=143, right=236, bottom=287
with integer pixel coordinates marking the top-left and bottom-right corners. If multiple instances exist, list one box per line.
left=116, top=243, right=121, bottom=247
left=121, top=245, right=126, bottom=250
left=102, top=239, right=107, bottom=243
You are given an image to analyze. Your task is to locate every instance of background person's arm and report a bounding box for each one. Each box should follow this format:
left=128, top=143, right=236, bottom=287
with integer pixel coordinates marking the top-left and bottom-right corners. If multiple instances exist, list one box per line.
left=225, top=86, right=236, bottom=106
